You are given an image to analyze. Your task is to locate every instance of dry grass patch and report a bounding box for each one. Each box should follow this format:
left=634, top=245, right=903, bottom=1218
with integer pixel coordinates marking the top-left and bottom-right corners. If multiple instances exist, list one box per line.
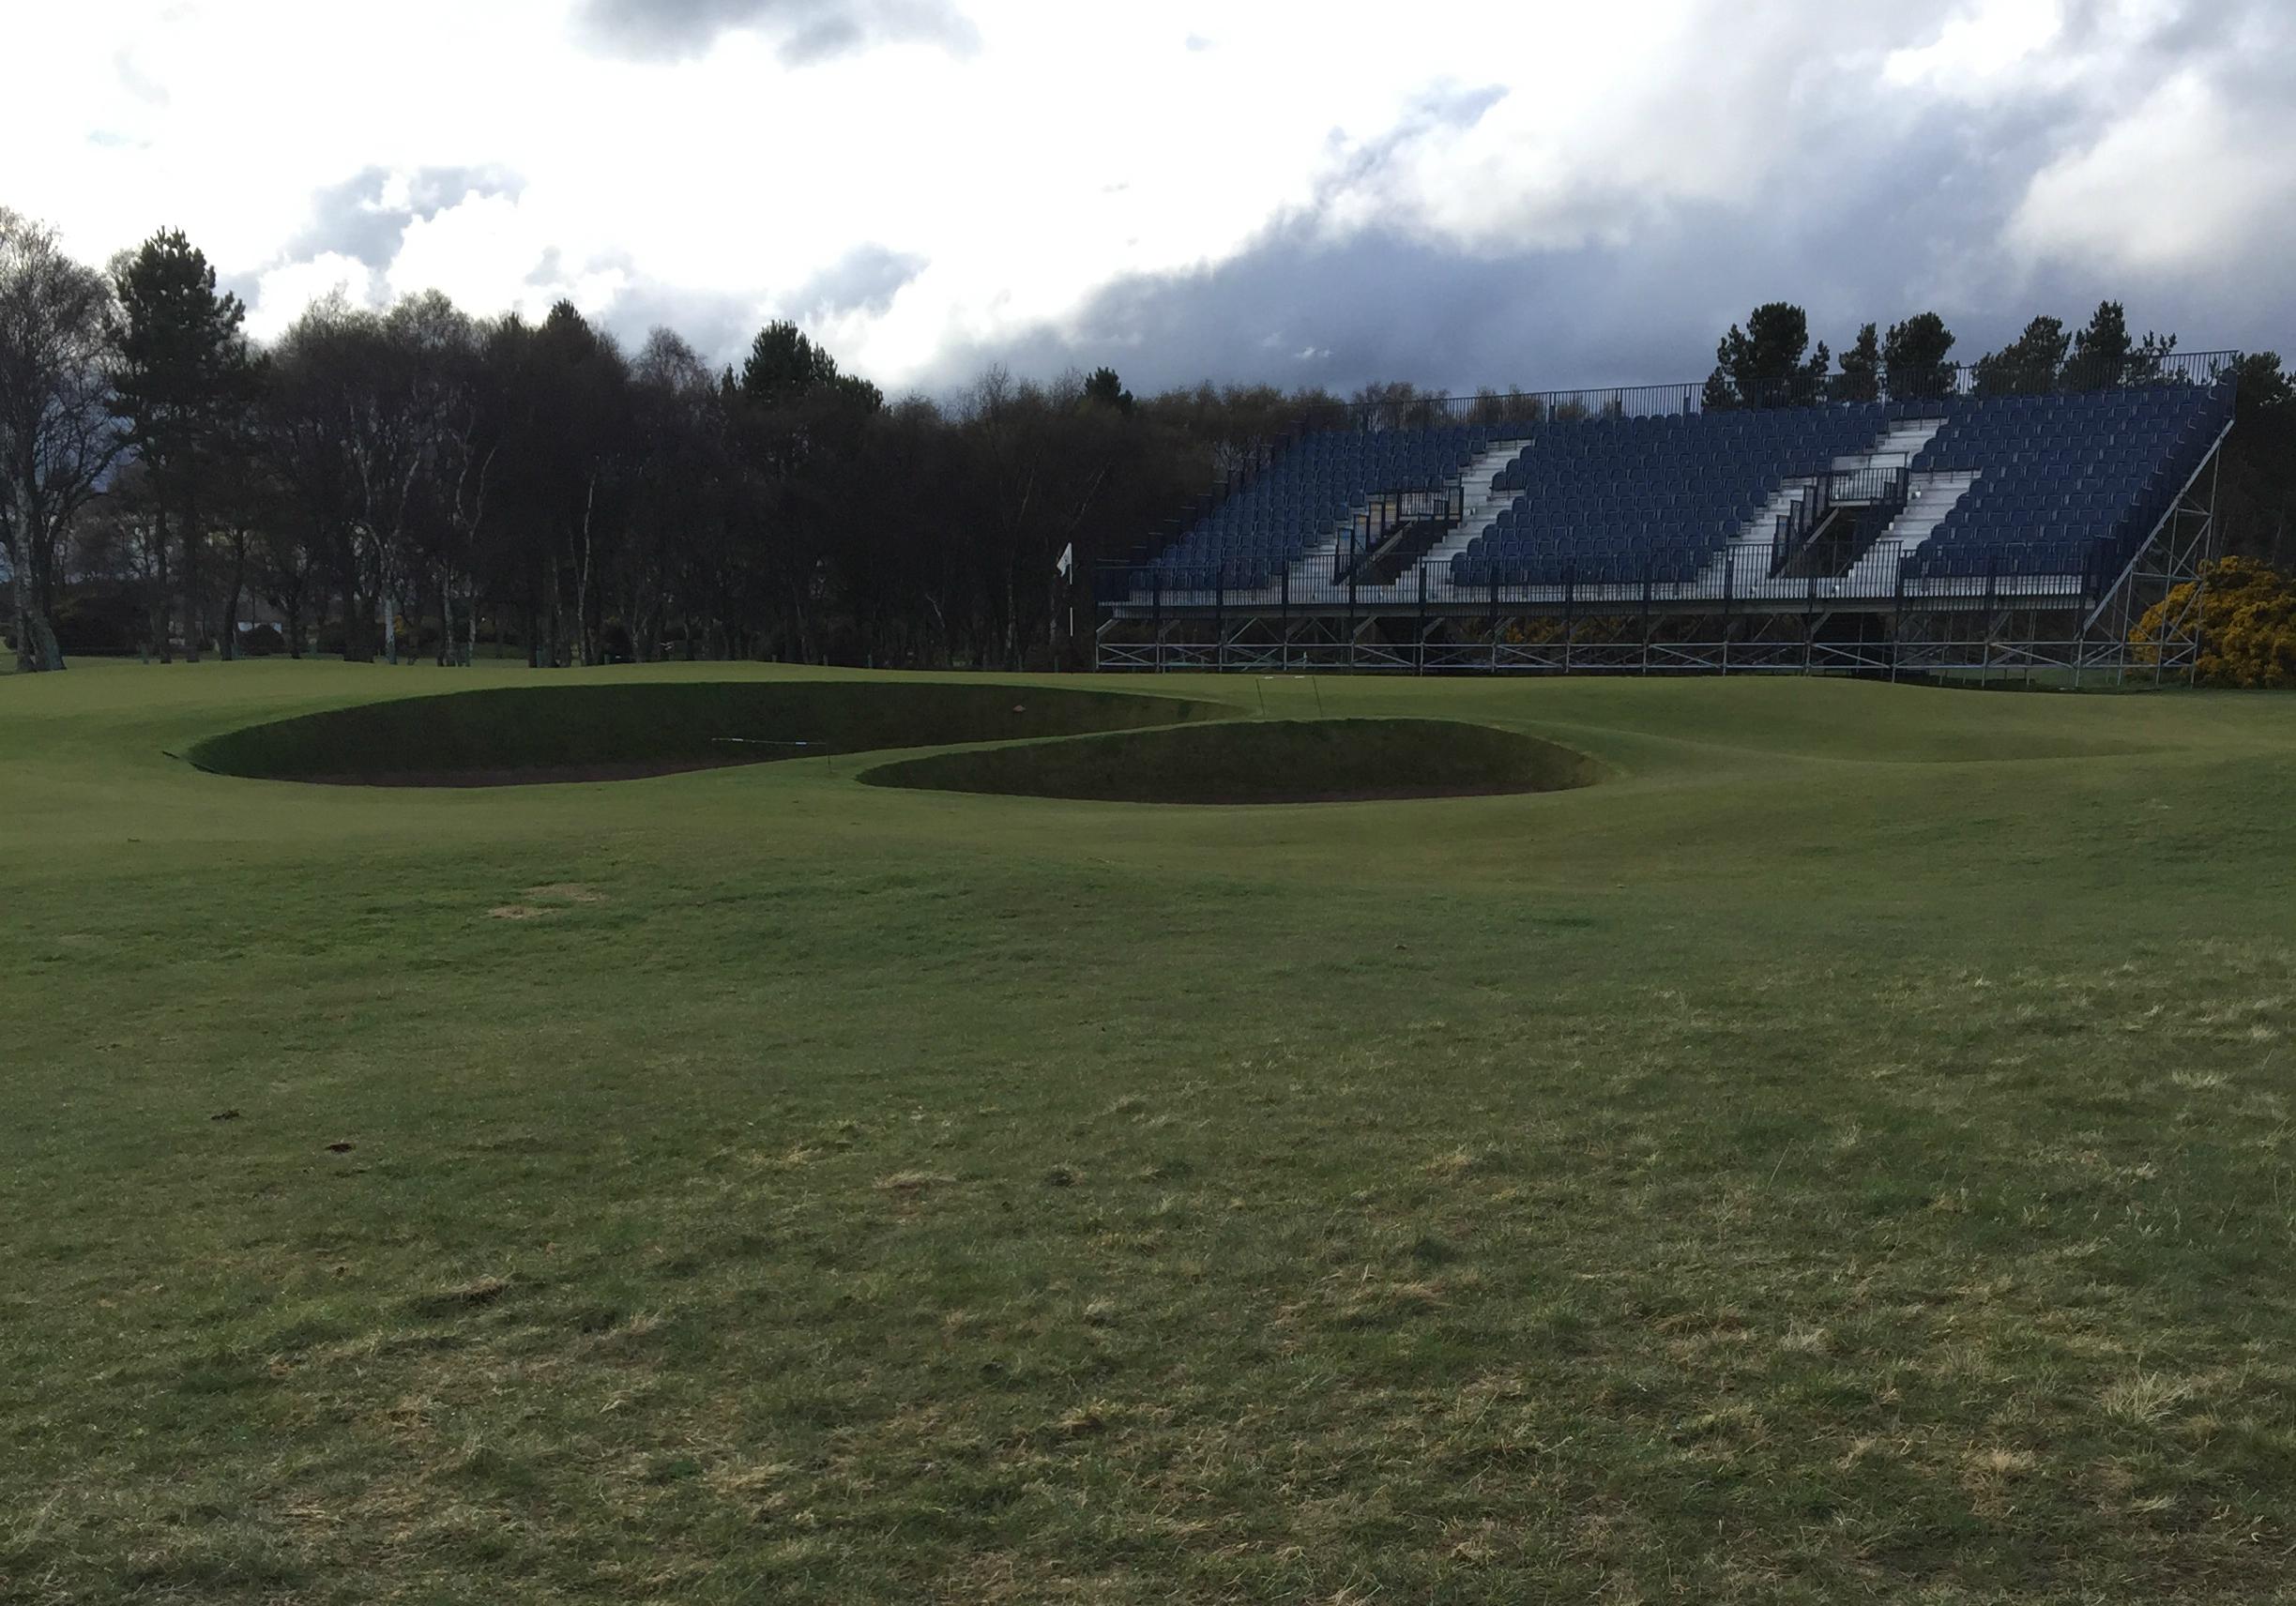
left=2102, top=1371, right=2197, bottom=1427
left=525, top=882, right=608, bottom=903
left=1055, top=1401, right=1116, bottom=1437
left=1777, top=1323, right=1832, bottom=1355
left=489, top=884, right=607, bottom=920
left=407, top=1275, right=511, bottom=1317
left=1422, top=1144, right=1484, bottom=1178
left=874, top=1170, right=957, bottom=1195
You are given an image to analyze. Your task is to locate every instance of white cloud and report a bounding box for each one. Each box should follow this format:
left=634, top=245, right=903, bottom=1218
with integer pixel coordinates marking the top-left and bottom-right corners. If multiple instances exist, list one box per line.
left=1884, top=0, right=2062, bottom=90
left=1307, top=7, right=1940, bottom=256
left=386, top=192, right=631, bottom=319
left=249, top=254, right=383, bottom=341
left=2, top=0, right=2288, bottom=386
left=2008, top=68, right=2296, bottom=275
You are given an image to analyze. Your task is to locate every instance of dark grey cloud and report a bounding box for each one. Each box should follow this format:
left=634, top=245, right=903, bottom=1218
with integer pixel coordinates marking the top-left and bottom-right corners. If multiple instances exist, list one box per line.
left=217, top=268, right=263, bottom=312
left=285, top=165, right=525, bottom=269
left=890, top=0, right=2296, bottom=396
left=911, top=78, right=2294, bottom=402
left=595, top=283, right=767, bottom=369
left=574, top=0, right=978, bottom=64
left=917, top=227, right=1728, bottom=400
left=581, top=252, right=922, bottom=369
left=788, top=243, right=926, bottom=320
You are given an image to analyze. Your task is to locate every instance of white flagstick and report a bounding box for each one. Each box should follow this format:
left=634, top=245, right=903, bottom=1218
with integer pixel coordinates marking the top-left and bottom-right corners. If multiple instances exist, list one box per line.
left=1056, top=544, right=1076, bottom=661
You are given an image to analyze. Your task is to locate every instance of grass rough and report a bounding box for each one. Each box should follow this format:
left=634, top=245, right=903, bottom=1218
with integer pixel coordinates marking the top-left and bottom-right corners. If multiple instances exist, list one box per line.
left=3, top=658, right=2295, bottom=1603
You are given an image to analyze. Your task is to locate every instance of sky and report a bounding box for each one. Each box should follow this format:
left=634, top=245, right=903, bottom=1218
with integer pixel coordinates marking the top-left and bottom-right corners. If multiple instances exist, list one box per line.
left=5, top=0, right=2289, bottom=398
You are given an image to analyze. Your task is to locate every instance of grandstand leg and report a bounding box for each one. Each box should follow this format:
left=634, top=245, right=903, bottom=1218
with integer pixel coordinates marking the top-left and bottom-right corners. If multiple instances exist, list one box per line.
left=2187, top=447, right=2222, bottom=688
left=1416, top=564, right=1427, bottom=676
left=1804, top=571, right=1817, bottom=675
left=1280, top=568, right=1289, bottom=672
left=1562, top=574, right=1574, bottom=675
left=1890, top=572, right=1903, bottom=683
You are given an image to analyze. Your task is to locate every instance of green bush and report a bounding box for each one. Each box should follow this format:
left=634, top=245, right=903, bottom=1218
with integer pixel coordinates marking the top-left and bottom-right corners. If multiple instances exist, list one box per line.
left=53, top=592, right=144, bottom=658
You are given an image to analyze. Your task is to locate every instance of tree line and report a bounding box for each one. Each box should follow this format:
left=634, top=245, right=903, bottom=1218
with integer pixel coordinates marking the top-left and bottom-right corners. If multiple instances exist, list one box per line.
left=1698, top=300, right=2191, bottom=408
left=1, top=211, right=1351, bottom=674
left=3, top=206, right=2290, bottom=674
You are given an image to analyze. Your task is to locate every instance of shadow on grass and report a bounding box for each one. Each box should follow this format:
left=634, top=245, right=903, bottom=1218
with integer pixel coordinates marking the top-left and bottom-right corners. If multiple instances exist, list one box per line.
left=859, top=717, right=1605, bottom=805
left=184, top=680, right=1233, bottom=785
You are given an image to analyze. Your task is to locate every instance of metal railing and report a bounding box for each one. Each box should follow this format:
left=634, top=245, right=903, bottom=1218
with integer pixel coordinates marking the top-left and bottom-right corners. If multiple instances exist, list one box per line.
left=1103, top=536, right=2135, bottom=620
left=1771, top=465, right=1911, bottom=575
left=1331, top=483, right=1466, bottom=583
left=1300, top=350, right=2239, bottom=435
left=1828, top=464, right=1913, bottom=508
left=1097, top=631, right=2199, bottom=684
left=1770, top=479, right=1833, bottom=575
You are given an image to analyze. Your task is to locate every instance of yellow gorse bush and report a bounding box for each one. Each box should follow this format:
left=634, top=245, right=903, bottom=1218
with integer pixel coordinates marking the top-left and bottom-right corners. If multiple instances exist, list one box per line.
left=2130, top=556, right=2296, bottom=689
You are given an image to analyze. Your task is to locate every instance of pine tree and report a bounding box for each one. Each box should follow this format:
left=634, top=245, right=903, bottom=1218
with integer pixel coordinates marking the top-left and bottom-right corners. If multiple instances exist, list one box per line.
left=1882, top=313, right=1957, bottom=402
left=1973, top=316, right=2071, bottom=397
left=1833, top=323, right=1881, bottom=402
left=111, top=229, right=254, bottom=662
left=1710, top=302, right=1824, bottom=408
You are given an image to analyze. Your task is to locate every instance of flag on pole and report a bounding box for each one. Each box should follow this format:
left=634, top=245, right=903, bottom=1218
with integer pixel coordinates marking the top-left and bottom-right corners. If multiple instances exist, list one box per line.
left=1056, top=542, right=1074, bottom=581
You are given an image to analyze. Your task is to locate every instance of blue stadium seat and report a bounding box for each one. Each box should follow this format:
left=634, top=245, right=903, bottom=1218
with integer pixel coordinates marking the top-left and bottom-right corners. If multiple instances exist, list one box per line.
left=1139, top=377, right=2232, bottom=596
left=1900, top=380, right=2231, bottom=581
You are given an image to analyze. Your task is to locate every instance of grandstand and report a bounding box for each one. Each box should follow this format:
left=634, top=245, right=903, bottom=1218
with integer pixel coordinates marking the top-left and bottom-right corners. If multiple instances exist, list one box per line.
left=1096, top=356, right=2237, bottom=678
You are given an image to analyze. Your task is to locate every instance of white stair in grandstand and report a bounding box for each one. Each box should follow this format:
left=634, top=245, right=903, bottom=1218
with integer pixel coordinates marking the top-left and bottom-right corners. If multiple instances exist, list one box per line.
left=1701, top=419, right=1953, bottom=595
left=1832, top=418, right=1944, bottom=472
left=1813, top=421, right=1962, bottom=593
left=1395, top=439, right=1528, bottom=601
left=1278, top=437, right=1525, bottom=600
left=1873, top=471, right=1979, bottom=556
left=1697, top=476, right=1817, bottom=590
left=1423, top=439, right=1531, bottom=567
left=1830, top=474, right=1973, bottom=591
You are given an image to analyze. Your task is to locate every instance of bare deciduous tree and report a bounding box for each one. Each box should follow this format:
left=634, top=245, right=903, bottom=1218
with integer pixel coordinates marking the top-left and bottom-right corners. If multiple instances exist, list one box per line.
left=0, top=209, right=119, bottom=671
